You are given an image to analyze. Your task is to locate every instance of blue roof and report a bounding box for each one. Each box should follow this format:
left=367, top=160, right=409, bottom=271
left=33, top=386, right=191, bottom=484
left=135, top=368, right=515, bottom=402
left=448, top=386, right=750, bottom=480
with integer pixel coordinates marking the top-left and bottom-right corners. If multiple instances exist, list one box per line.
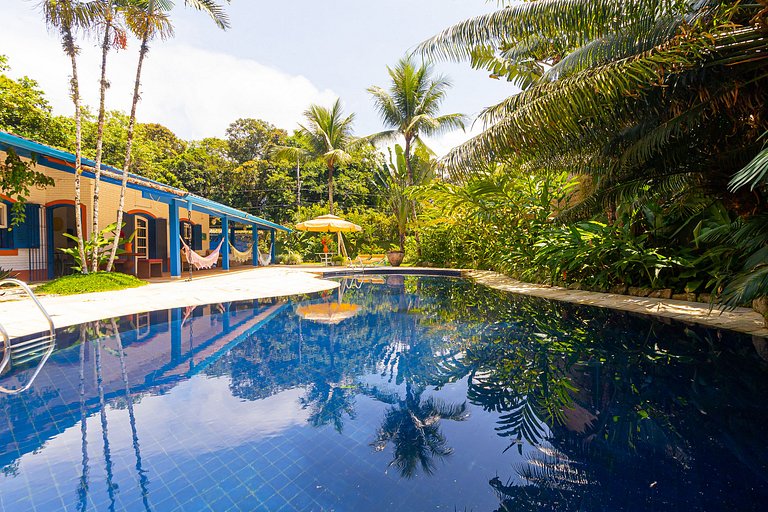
left=0, top=131, right=290, bottom=232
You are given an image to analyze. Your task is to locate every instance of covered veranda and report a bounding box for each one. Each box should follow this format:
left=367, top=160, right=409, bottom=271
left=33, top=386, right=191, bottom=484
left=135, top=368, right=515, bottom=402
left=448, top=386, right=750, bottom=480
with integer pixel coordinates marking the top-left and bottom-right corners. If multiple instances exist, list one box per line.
left=148, top=193, right=291, bottom=278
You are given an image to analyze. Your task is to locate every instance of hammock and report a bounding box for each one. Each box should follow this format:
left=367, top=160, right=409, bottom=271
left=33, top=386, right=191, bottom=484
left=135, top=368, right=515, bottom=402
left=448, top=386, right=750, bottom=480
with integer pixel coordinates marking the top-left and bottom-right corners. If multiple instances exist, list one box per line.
left=229, top=242, right=254, bottom=263
left=228, top=240, right=273, bottom=265
left=181, top=237, right=223, bottom=270
left=257, top=246, right=271, bottom=266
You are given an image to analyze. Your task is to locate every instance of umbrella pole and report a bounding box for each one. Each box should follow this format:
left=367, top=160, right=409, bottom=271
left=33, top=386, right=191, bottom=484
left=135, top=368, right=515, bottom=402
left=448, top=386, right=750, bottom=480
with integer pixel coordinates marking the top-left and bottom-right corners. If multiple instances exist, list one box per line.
left=337, top=231, right=348, bottom=259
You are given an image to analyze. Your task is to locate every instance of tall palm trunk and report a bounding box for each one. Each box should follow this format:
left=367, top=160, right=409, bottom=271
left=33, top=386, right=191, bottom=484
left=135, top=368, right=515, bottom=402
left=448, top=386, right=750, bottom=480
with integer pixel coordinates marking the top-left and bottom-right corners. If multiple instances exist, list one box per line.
left=404, top=135, right=414, bottom=186
left=91, top=15, right=114, bottom=272
left=403, top=135, right=422, bottom=258
left=328, top=163, right=335, bottom=214
left=63, top=26, right=88, bottom=272
left=107, top=31, right=149, bottom=271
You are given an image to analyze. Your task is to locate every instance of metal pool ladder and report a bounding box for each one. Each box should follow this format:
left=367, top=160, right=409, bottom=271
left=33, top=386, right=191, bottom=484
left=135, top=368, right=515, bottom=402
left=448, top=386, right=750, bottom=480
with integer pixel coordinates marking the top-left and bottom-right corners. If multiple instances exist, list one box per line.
left=0, top=278, right=56, bottom=394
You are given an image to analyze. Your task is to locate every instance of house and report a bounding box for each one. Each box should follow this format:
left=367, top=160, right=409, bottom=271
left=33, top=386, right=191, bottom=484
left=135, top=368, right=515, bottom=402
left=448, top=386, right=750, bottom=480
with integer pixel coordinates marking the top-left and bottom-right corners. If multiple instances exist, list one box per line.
left=0, top=131, right=289, bottom=281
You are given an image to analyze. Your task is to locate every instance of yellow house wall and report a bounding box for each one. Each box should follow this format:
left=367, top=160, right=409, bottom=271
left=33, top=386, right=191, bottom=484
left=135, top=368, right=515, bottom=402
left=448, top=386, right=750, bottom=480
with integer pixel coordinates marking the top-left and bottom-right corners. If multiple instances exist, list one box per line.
left=0, top=149, right=212, bottom=278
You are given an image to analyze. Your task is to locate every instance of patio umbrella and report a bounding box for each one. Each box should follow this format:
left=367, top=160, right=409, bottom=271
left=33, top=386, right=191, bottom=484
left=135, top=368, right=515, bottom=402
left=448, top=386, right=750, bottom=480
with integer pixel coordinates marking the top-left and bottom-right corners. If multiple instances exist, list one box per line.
left=295, top=214, right=362, bottom=258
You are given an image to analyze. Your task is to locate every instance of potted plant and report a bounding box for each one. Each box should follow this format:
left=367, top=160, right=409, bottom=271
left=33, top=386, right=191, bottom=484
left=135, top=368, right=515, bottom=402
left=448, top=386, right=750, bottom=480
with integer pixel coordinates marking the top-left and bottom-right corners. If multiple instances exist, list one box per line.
left=386, top=245, right=404, bottom=267
left=331, top=254, right=345, bottom=266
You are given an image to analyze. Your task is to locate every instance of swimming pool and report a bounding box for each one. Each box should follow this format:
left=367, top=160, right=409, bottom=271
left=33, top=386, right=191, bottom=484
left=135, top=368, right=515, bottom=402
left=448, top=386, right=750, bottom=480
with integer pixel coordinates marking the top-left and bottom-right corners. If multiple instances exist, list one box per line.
left=1, top=275, right=767, bottom=511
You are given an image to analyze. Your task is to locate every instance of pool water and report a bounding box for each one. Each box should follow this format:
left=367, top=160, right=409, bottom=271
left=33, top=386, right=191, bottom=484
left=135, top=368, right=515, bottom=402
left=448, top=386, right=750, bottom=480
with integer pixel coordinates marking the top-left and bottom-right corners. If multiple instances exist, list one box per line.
left=1, top=275, right=767, bottom=511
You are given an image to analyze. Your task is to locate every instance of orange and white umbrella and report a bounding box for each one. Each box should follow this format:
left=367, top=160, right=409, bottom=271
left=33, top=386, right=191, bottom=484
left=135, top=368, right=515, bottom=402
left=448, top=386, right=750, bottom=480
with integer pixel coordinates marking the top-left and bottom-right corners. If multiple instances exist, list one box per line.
left=295, top=214, right=362, bottom=233
left=295, top=214, right=362, bottom=258
left=296, top=302, right=360, bottom=325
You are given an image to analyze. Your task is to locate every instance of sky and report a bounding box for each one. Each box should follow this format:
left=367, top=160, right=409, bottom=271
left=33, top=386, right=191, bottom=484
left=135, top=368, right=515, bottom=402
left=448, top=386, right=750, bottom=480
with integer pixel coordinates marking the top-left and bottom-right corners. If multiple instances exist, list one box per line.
left=0, top=0, right=514, bottom=156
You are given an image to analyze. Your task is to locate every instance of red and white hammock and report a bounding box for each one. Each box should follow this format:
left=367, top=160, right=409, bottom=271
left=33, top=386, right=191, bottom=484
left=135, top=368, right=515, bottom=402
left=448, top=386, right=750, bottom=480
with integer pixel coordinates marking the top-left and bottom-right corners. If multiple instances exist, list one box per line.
left=180, top=237, right=224, bottom=270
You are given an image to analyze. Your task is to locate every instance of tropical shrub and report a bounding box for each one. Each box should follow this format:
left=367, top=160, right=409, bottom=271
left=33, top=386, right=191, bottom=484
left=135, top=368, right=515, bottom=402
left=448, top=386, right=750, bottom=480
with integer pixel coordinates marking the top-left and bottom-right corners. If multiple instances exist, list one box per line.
left=59, top=222, right=132, bottom=273
left=277, top=250, right=303, bottom=265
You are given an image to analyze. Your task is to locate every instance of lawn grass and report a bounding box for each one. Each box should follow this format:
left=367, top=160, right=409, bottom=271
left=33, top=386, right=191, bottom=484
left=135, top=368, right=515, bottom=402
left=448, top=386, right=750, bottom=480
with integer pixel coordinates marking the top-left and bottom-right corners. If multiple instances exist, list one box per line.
left=36, top=272, right=148, bottom=295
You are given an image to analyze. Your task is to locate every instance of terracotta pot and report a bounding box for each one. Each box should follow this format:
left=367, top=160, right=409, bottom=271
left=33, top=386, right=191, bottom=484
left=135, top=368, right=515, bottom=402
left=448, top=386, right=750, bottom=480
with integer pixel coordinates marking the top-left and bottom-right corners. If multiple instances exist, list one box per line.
left=387, top=250, right=404, bottom=267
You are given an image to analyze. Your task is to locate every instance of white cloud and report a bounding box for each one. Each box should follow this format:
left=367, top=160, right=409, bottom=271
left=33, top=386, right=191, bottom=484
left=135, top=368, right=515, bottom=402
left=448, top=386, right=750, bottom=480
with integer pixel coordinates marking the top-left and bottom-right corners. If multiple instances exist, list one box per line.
left=0, top=10, right=337, bottom=140
left=425, top=122, right=486, bottom=158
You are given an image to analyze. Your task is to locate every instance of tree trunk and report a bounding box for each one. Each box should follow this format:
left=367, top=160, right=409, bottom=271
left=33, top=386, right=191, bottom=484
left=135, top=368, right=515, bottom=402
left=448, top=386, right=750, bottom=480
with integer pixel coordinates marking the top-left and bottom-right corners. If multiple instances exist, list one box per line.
left=64, top=26, right=87, bottom=272
left=107, top=33, right=149, bottom=272
left=328, top=162, right=334, bottom=214
left=404, top=135, right=414, bottom=186
left=91, top=18, right=113, bottom=272
left=403, top=135, right=421, bottom=258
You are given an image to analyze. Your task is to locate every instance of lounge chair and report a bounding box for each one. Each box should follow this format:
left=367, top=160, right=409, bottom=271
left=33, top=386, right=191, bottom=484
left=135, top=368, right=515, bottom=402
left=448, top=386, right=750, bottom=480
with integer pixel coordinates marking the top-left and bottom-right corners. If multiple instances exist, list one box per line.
left=352, top=254, right=388, bottom=267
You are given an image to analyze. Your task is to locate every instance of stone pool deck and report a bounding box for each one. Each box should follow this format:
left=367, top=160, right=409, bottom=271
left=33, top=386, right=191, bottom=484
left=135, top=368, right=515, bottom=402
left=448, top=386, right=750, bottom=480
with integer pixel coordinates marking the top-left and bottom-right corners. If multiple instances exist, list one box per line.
left=0, top=267, right=338, bottom=338
left=1, top=266, right=766, bottom=339
left=468, top=270, right=768, bottom=338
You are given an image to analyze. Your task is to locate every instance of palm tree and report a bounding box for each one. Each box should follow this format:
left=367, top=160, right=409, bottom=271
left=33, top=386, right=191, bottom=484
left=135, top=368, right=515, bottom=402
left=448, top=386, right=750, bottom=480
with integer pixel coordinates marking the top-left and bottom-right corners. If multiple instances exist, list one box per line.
left=370, top=383, right=468, bottom=478
left=39, top=0, right=96, bottom=273
left=106, top=0, right=229, bottom=271
left=374, top=144, right=435, bottom=253
left=366, top=56, right=465, bottom=186
left=90, top=0, right=128, bottom=271
left=298, top=99, right=355, bottom=215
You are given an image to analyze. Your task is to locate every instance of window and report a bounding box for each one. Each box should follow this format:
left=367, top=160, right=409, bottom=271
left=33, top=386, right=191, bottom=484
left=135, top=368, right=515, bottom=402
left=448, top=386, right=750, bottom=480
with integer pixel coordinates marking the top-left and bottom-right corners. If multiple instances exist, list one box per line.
left=181, top=221, right=192, bottom=246
left=0, top=202, right=12, bottom=249
left=136, top=312, right=151, bottom=337
left=135, top=217, right=148, bottom=257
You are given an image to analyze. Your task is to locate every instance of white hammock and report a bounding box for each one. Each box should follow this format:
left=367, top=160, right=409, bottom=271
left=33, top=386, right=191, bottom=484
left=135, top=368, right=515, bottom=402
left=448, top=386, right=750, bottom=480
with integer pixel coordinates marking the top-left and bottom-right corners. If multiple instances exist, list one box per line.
left=229, top=242, right=254, bottom=263
left=257, top=246, right=271, bottom=266
left=228, top=241, right=273, bottom=265
left=181, top=237, right=224, bottom=270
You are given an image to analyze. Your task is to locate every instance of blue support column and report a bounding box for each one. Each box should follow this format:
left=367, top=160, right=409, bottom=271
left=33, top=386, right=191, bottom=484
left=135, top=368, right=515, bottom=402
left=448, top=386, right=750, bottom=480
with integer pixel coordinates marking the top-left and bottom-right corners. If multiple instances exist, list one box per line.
left=252, top=225, right=259, bottom=266
left=270, top=229, right=276, bottom=264
left=169, top=200, right=181, bottom=278
left=221, top=216, right=230, bottom=270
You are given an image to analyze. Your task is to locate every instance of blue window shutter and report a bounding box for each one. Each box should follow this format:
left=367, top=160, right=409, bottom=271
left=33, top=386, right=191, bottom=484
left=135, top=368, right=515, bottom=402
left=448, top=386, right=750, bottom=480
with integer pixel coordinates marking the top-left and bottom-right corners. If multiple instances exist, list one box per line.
left=147, top=217, right=158, bottom=259
left=192, top=224, right=203, bottom=251
left=12, top=203, right=41, bottom=249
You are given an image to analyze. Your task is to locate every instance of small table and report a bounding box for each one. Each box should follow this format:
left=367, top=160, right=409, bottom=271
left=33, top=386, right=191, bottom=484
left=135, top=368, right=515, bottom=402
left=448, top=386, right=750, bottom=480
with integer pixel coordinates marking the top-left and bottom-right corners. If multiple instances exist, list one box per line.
left=137, top=258, right=163, bottom=278
left=316, top=253, right=332, bottom=266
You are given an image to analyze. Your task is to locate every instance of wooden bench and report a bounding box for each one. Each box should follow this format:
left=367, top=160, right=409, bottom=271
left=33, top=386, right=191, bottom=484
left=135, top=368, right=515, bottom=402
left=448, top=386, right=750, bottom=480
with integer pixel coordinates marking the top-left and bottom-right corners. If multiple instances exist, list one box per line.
left=136, top=258, right=163, bottom=278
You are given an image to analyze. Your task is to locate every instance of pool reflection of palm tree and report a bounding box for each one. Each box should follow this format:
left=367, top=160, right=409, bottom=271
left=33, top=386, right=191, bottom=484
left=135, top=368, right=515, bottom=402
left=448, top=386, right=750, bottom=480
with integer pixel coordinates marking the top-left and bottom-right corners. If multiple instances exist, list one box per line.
left=76, top=325, right=89, bottom=512
left=300, top=378, right=357, bottom=433
left=369, top=383, right=468, bottom=478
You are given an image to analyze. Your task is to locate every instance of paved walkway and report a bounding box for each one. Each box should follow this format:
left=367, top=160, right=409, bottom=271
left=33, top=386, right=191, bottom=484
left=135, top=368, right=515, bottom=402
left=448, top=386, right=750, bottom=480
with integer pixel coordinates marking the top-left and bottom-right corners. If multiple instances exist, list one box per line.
left=0, top=267, right=338, bottom=338
left=469, top=270, right=768, bottom=338
left=1, top=267, right=766, bottom=340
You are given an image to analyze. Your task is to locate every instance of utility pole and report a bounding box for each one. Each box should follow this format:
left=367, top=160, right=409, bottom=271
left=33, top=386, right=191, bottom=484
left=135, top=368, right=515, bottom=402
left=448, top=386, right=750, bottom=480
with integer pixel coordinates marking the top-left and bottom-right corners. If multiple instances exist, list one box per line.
left=296, top=157, right=301, bottom=208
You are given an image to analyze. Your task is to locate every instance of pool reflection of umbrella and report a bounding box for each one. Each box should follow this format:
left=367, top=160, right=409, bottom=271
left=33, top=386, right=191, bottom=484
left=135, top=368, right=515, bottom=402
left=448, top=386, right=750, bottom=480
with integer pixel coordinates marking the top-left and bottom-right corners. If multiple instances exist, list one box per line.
left=296, top=303, right=360, bottom=325
left=295, top=214, right=362, bottom=258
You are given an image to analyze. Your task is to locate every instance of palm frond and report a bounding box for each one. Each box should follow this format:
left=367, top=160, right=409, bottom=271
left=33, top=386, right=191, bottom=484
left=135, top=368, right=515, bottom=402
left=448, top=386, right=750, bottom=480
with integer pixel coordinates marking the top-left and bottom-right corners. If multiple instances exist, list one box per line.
left=543, top=14, right=684, bottom=80
left=729, top=138, right=768, bottom=191
left=442, top=26, right=768, bottom=180
left=183, top=0, right=230, bottom=30
left=417, top=0, right=689, bottom=63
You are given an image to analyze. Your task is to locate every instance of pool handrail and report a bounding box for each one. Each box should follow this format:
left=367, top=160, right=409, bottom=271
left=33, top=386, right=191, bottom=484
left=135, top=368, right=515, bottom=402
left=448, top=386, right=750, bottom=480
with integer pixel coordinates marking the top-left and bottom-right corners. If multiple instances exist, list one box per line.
left=0, top=278, right=56, bottom=394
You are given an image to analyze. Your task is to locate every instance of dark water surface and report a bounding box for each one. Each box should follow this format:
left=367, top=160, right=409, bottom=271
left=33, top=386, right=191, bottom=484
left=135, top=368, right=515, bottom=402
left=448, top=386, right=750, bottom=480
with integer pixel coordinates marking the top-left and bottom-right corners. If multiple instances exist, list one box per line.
left=1, top=275, right=767, bottom=511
